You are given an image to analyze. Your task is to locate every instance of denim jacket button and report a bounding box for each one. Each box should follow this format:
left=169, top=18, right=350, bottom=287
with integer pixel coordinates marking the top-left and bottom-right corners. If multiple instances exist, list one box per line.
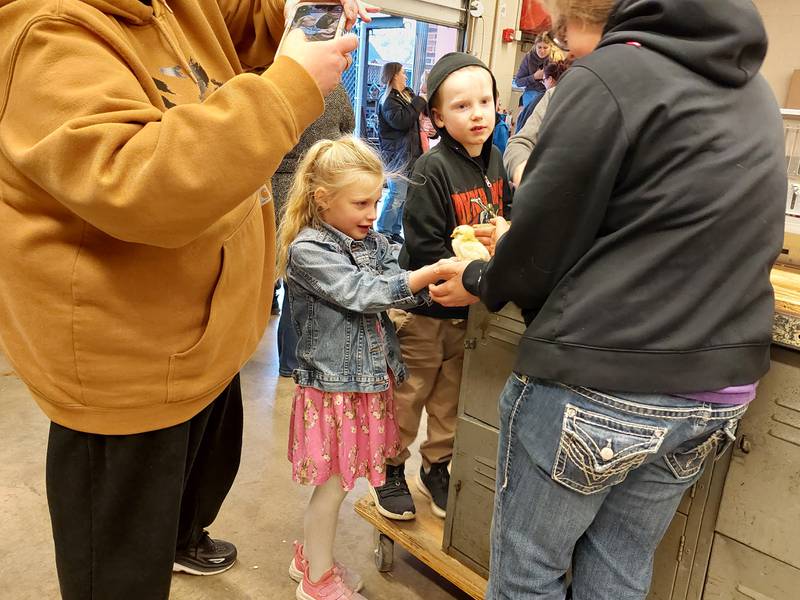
left=600, top=446, right=615, bottom=461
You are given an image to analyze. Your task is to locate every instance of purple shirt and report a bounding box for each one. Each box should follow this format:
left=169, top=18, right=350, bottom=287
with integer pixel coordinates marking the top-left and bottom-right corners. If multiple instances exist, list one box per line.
left=677, top=384, right=757, bottom=405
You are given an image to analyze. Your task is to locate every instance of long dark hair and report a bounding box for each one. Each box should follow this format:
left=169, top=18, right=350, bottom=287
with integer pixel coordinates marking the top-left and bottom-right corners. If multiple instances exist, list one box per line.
left=381, top=62, right=404, bottom=101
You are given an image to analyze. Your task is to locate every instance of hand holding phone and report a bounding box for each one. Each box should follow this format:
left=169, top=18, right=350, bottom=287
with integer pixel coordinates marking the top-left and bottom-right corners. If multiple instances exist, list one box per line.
left=278, top=29, right=357, bottom=96
left=283, top=2, right=347, bottom=45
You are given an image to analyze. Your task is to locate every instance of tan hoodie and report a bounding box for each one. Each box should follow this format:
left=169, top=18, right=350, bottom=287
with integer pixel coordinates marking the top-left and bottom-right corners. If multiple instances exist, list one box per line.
left=0, top=0, right=324, bottom=434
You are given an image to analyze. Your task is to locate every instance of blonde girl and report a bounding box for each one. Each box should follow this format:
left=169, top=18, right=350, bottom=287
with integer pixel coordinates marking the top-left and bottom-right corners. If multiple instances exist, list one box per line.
left=278, top=136, right=442, bottom=600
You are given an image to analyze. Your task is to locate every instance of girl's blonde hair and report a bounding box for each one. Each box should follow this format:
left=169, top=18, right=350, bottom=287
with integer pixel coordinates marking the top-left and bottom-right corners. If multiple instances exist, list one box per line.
left=542, top=0, right=615, bottom=26
left=277, top=135, right=385, bottom=277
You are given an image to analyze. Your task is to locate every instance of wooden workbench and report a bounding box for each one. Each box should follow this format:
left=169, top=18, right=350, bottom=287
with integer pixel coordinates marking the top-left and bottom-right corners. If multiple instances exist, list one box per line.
left=770, top=264, right=800, bottom=349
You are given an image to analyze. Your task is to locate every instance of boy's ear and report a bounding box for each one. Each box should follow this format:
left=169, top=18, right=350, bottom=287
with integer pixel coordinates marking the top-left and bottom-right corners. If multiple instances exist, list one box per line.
left=431, top=107, right=445, bottom=129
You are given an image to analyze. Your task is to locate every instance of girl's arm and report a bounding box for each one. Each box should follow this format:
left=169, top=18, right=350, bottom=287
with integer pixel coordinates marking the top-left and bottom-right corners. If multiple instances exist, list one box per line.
left=287, top=240, right=438, bottom=313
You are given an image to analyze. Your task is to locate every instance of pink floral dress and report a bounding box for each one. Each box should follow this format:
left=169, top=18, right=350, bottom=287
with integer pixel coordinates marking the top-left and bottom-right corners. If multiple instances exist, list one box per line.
left=288, top=379, right=401, bottom=491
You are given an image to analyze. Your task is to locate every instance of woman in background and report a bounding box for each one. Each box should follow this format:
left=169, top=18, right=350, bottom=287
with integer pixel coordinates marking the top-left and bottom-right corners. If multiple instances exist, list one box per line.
left=514, top=33, right=551, bottom=107
left=376, top=62, right=426, bottom=244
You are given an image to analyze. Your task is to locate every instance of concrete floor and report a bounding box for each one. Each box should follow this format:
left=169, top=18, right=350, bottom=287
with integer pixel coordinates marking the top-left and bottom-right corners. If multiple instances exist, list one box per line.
left=0, top=314, right=470, bottom=599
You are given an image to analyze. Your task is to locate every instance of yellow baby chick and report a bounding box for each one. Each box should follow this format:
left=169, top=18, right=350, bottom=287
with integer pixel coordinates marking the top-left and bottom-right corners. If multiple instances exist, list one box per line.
left=451, top=225, right=491, bottom=261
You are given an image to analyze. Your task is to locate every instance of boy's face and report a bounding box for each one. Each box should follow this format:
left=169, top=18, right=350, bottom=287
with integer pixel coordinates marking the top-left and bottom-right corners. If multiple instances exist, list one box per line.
left=431, top=67, right=495, bottom=158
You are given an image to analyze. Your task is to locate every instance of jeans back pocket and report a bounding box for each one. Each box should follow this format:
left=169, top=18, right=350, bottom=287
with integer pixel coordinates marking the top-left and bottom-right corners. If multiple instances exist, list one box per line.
left=553, top=404, right=667, bottom=495
left=664, top=417, right=740, bottom=480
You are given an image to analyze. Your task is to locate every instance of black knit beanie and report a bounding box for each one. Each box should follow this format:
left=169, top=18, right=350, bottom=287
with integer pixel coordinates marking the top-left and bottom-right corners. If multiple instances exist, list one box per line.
left=426, top=52, right=498, bottom=112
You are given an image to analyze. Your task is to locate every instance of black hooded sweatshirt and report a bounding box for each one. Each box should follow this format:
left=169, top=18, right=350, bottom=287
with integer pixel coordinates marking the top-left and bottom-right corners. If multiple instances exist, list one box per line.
left=463, top=0, right=786, bottom=393
left=400, top=53, right=512, bottom=320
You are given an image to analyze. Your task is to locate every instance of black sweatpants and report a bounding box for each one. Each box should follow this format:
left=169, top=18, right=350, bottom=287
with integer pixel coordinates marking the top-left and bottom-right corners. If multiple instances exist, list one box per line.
left=46, top=374, right=243, bottom=600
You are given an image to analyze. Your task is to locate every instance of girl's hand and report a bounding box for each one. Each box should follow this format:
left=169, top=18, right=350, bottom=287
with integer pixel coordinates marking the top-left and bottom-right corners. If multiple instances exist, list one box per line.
left=428, top=260, right=480, bottom=307
left=409, top=260, right=454, bottom=294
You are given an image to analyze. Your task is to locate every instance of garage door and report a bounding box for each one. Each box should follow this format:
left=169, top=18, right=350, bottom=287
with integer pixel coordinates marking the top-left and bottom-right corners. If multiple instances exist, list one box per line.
left=376, top=0, right=466, bottom=28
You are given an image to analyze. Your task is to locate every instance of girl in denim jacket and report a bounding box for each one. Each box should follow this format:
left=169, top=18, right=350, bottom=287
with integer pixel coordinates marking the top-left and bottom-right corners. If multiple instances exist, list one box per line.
left=276, top=136, right=443, bottom=600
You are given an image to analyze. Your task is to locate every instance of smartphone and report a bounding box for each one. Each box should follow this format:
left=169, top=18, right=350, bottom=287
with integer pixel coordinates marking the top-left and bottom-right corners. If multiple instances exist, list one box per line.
left=280, top=2, right=346, bottom=50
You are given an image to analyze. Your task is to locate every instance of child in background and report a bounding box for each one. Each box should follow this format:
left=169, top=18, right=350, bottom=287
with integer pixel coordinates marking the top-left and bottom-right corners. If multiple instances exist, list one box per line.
left=278, top=136, right=444, bottom=600
left=370, top=53, right=512, bottom=521
left=418, top=70, right=439, bottom=153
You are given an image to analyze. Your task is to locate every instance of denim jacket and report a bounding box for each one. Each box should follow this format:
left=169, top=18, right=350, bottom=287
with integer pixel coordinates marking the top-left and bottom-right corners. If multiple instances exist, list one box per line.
left=286, top=223, right=429, bottom=392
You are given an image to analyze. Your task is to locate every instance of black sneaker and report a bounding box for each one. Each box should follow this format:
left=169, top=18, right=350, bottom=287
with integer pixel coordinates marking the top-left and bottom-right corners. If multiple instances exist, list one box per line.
left=369, top=463, right=416, bottom=521
left=417, top=461, right=450, bottom=519
left=173, top=531, right=237, bottom=576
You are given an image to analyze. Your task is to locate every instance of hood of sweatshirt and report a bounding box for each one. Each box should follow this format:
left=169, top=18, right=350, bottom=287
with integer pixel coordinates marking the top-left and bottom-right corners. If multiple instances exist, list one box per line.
left=0, top=0, right=153, bottom=22
left=599, top=0, right=768, bottom=87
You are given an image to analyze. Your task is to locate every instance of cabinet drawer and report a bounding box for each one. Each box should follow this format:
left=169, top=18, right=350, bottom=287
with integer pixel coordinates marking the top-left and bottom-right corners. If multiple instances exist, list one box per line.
left=461, top=304, right=524, bottom=429
left=704, top=533, right=800, bottom=599
left=445, top=416, right=499, bottom=576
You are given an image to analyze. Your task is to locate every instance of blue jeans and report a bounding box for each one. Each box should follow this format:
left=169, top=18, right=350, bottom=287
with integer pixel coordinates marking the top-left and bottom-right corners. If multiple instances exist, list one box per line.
left=376, top=177, right=409, bottom=237
left=487, top=375, right=746, bottom=600
left=522, top=89, right=544, bottom=107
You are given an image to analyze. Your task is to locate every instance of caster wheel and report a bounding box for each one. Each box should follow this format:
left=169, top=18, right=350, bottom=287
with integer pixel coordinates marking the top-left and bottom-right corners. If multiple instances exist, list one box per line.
left=373, top=531, right=394, bottom=572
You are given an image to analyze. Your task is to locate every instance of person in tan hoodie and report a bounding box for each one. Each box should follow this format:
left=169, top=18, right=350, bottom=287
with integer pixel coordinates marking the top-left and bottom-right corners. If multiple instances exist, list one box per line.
left=0, top=0, right=367, bottom=597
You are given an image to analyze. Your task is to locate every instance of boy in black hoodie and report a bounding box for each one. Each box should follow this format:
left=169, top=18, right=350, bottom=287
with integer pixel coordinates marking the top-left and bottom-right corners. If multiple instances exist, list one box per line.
left=370, top=53, right=511, bottom=521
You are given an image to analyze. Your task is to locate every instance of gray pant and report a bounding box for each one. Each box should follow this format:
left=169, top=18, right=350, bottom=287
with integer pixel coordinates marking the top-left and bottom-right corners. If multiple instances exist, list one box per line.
left=487, top=374, right=746, bottom=600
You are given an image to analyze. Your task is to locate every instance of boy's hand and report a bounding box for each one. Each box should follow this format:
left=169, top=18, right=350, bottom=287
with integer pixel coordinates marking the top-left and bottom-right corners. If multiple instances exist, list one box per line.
left=472, top=218, right=508, bottom=257
left=472, top=223, right=495, bottom=255
left=278, top=30, right=358, bottom=96
left=492, top=216, right=510, bottom=241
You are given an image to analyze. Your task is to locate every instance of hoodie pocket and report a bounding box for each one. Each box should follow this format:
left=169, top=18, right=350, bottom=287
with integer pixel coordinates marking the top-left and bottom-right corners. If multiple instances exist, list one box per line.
left=167, top=203, right=263, bottom=403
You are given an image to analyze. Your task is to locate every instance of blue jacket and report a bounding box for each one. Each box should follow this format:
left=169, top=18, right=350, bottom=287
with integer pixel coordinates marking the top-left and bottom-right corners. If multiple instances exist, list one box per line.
left=286, top=223, right=429, bottom=392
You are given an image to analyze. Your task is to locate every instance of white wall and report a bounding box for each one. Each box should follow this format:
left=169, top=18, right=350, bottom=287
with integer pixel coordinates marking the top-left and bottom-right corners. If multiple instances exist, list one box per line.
left=467, top=0, right=527, bottom=111
left=471, top=0, right=800, bottom=108
left=752, top=0, right=800, bottom=106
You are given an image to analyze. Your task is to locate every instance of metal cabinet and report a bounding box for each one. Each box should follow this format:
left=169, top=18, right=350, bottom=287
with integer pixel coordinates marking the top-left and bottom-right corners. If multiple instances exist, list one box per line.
left=443, top=304, right=800, bottom=599
left=705, top=345, right=800, bottom=599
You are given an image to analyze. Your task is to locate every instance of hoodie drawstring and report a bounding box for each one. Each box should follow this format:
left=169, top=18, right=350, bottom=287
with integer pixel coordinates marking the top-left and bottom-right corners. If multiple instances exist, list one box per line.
left=151, top=0, right=198, bottom=87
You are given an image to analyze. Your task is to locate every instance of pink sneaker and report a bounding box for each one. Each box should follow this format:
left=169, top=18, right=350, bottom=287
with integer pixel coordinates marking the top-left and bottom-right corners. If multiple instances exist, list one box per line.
left=288, top=541, right=364, bottom=593
left=295, top=565, right=367, bottom=600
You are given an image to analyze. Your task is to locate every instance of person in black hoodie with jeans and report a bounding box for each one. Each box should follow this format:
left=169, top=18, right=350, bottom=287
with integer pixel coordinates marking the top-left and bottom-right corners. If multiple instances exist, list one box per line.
left=370, top=53, right=512, bottom=522
left=430, top=0, right=786, bottom=598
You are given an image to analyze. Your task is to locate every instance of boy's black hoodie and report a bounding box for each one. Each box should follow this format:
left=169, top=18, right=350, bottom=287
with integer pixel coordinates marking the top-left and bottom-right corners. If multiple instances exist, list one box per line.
left=399, top=54, right=512, bottom=320
left=463, top=0, right=786, bottom=393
